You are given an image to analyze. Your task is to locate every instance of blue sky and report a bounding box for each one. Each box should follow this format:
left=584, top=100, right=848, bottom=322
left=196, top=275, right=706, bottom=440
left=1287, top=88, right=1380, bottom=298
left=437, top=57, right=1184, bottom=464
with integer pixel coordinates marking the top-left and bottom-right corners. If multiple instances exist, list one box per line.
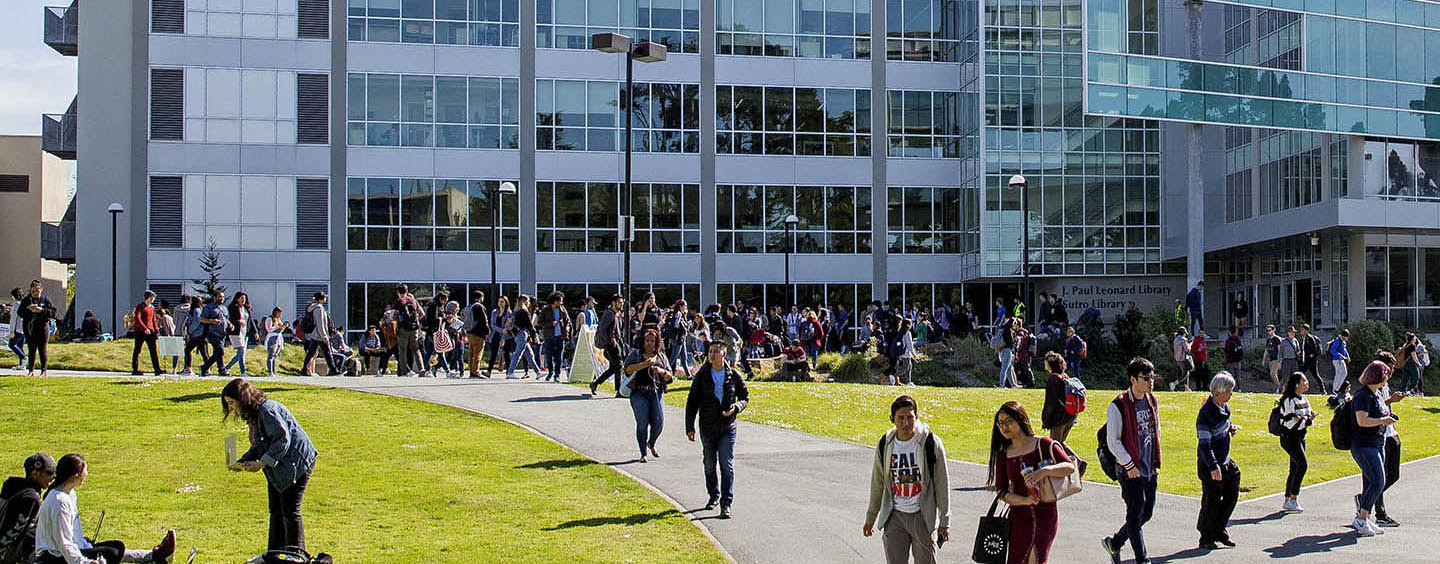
left=0, top=0, right=78, bottom=136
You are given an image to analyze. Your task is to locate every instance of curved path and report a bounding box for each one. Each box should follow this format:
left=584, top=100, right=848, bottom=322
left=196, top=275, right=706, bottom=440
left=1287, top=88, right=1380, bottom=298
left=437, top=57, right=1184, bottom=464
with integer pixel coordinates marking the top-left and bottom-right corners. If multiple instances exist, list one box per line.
left=272, top=376, right=1438, bottom=563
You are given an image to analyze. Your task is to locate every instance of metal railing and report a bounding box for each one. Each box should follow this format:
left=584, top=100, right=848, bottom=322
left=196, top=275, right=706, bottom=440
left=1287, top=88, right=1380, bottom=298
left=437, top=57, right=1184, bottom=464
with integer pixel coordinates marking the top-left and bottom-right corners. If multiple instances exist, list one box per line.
left=43, top=4, right=78, bottom=56
left=41, top=220, right=76, bottom=263
left=42, top=111, right=76, bottom=160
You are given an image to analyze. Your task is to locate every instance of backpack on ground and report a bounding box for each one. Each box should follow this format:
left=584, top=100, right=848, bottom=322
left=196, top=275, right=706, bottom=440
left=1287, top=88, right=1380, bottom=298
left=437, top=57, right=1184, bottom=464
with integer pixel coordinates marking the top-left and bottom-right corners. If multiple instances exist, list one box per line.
left=876, top=432, right=938, bottom=477
left=988, top=329, right=1006, bottom=352
left=1062, top=376, right=1087, bottom=416
left=1095, top=425, right=1120, bottom=481
left=1330, top=396, right=1356, bottom=450
left=1267, top=403, right=1286, bottom=436
left=0, top=486, right=41, bottom=564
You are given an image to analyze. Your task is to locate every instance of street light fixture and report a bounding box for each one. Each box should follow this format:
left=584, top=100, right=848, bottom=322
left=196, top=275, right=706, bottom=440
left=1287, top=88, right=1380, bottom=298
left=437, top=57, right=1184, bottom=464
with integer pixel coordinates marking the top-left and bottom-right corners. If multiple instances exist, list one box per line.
left=107, top=202, right=124, bottom=336
left=1008, top=175, right=1031, bottom=329
left=592, top=32, right=666, bottom=349
left=490, top=181, right=517, bottom=309
left=784, top=214, right=799, bottom=309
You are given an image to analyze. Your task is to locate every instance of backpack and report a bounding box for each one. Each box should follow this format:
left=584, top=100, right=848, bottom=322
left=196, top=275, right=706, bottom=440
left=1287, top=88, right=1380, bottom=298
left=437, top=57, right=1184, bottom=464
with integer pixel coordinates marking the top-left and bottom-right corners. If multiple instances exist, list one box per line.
left=1095, top=425, right=1120, bottom=481
left=876, top=432, right=938, bottom=477
left=0, top=486, right=40, bottom=564
left=301, top=306, right=318, bottom=333
left=1322, top=338, right=1337, bottom=361
left=988, top=329, right=1006, bottom=352
left=1062, top=376, right=1087, bottom=416
left=1330, top=396, right=1356, bottom=450
left=1267, top=403, right=1286, bottom=436
left=261, top=549, right=332, bottom=564
left=799, top=320, right=816, bottom=341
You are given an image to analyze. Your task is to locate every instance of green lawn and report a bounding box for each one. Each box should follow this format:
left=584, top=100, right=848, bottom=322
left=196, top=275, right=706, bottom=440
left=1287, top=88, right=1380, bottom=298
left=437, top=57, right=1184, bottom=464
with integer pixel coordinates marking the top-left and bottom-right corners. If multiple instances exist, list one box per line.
left=660, top=381, right=1440, bottom=500
left=0, top=340, right=310, bottom=375
left=0, top=377, right=725, bottom=563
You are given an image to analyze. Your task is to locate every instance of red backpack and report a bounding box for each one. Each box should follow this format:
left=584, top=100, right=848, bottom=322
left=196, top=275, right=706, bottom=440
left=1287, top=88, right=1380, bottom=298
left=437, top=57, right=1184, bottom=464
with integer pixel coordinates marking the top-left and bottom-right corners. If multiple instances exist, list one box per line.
left=1062, top=374, right=1088, bottom=416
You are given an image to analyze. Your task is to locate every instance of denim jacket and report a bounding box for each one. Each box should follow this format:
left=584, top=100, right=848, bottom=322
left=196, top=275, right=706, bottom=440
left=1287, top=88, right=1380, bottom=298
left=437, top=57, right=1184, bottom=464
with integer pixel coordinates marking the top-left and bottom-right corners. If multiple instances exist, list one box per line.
left=240, top=399, right=318, bottom=492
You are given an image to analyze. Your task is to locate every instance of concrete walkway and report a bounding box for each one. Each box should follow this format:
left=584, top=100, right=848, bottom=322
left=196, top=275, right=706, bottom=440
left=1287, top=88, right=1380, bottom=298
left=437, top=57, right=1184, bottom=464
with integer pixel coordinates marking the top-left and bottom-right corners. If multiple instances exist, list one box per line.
left=31, top=371, right=1440, bottom=562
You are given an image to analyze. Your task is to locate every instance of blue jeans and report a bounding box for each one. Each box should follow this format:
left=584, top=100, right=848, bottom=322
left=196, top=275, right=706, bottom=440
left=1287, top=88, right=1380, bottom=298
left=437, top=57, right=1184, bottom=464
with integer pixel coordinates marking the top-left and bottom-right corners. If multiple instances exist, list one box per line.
left=629, top=389, right=664, bottom=458
left=1067, top=356, right=1082, bottom=380
left=544, top=336, right=566, bottom=379
left=8, top=334, right=26, bottom=365
left=701, top=427, right=737, bottom=507
left=804, top=343, right=819, bottom=364
left=1190, top=310, right=1204, bottom=335
left=671, top=339, right=692, bottom=378
left=998, top=348, right=1016, bottom=387
left=1112, top=473, right=1158, bottom=561
left=1351, top=445, right=1386, bottom=514
left=224, top=337, right=248, bottom=374
left=507, top=330, right=539, bottom=375
left=200, top=335, right=226, bottom=374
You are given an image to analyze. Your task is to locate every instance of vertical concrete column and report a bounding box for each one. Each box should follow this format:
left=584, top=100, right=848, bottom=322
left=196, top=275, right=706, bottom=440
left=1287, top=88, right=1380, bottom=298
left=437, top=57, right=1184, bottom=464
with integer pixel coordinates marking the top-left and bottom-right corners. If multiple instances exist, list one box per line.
left=700, top=0, right=717, bottom=307
left=1347, top=231, right=1366, bottom=324
left=1185, top=0, right=1204, bottom=290
left=519, top=0, right=538, bottom=295
left=1346, top=134, right=1366, bottom=199
left=329, top=0, right=349, bottom=322
left=1320, top=133, right=1332, bottom=200
left=870, top=0, right=888, bottom=302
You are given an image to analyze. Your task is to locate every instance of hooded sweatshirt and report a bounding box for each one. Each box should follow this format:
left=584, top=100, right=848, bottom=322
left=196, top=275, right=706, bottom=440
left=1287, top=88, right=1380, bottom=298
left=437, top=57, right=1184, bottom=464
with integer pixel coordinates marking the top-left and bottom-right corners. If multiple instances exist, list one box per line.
left=0, top=476, right=43, bottom=559
left=866, top=422, right=951, bottom=535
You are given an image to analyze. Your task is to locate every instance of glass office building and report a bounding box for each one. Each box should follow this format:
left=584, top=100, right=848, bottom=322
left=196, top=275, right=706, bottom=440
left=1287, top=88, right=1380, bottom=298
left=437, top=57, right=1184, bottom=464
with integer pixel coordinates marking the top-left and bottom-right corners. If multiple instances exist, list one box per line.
left=53, top=0, right=1440, bottom=337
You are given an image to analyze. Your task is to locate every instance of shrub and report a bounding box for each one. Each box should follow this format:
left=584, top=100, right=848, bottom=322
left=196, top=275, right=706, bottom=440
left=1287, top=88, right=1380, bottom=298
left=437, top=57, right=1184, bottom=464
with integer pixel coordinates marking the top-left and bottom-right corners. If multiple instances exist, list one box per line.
left=830, top=353, right=874, bottom=383
left=950, top=336, right=1001, bottom=386
left=814, top=352, right=843, bottom=373
left=1114, top=307, right=1147, bottom=357
left=1342, top=319, right=1393, bottom=370
left=1141, top=304, right=1185, bottom=346
left=912, top=356, right=958, bottom=386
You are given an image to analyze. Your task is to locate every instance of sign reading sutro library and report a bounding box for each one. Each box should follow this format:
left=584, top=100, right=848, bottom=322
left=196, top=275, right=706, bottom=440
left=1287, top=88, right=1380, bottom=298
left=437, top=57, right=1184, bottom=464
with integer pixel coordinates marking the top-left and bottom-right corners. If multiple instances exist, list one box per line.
left=1039, top=278, right=1184, bottom=321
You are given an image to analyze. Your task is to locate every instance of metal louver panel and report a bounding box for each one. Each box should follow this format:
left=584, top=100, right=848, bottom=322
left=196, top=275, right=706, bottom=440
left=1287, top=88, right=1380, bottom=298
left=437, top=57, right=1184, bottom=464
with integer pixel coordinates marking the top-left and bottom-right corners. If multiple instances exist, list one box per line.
left=151, top=0, right=184, bottom=34
left=296, top=284, right=329, bottom=316
left=297, top=0, right=330, bottom=39
left=296, top=178, right=330, bottom=249
left=150, top=68, right=183, bottom=141
left=149, top=284, right=183, bottom=307
left=297, top=73, right=330, bottom=144
left=149, top=176, right=183, bottom=248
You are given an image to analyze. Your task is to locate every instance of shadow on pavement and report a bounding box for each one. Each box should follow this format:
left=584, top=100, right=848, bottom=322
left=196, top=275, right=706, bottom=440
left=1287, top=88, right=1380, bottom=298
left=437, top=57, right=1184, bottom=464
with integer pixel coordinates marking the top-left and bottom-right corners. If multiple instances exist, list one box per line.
left=1231, top=510, right=1287, bottom=526
left=1150, top=546, right=1214, bottom=563
left=511, top=394, right=592, bottom=403
left=542, top=510, right=681, bottom=530
left=515, top=459, right=597, bottom=470
left=1261, top=532, right=1358, bottom=558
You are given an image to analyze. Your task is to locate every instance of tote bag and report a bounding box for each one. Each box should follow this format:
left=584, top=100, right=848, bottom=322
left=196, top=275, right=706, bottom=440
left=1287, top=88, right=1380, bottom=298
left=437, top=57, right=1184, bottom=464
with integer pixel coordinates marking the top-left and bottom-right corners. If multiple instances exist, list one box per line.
left=971, top=492, right=1010, bottom=564
left=434, top=329, right=455, bottom=354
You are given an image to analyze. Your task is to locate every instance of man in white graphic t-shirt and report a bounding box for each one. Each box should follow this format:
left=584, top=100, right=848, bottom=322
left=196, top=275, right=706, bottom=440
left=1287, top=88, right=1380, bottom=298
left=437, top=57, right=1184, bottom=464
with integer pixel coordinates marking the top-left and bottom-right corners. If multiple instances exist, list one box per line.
left=864, top=395, right=951, bottom=564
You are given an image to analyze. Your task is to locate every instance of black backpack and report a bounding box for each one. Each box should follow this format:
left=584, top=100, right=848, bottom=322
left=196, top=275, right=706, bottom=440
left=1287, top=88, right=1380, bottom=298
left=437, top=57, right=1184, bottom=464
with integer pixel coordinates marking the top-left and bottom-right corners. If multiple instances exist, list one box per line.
left=261, top=549, right=332, bottom=564
left=1331, top=396, right=1356, bottom=450
left=1268, top=403, right=1286, bottom=436
left=301, top=306, right=318, bottom=333
left=1095, top=425, right=1120, bottom=481
left=876, top=432, right=938, bottom=477
left=800, top=320, right=817, bottom=341
left=0, top=487, right=41, bottom=564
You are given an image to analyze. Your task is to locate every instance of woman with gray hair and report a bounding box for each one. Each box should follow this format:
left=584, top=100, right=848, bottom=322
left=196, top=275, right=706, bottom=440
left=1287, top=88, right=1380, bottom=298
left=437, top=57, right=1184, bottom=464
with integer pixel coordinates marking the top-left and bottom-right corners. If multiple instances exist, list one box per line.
left=1195, top=371, right=1241, bottom=550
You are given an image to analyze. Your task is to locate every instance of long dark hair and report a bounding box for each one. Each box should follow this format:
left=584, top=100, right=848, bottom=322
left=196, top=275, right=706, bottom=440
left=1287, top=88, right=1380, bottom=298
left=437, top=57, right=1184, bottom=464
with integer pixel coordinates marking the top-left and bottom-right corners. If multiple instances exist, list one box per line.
left=47, top=453, right=85, bottom=496
left=1281, top=371, right=1306, bottom=400
left=221, top=378, right=268, bottom=423
left=230, top=291, right=251, bottom=313
left=986, top=401, right=1034, bottom=489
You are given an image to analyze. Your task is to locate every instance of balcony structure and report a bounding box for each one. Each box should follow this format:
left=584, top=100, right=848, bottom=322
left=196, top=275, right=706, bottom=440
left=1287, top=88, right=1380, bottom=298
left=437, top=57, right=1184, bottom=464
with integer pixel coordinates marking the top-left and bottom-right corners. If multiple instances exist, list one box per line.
left=42, top=99, right=76, bottom=160
left=43, top=2, right=78, bottom=56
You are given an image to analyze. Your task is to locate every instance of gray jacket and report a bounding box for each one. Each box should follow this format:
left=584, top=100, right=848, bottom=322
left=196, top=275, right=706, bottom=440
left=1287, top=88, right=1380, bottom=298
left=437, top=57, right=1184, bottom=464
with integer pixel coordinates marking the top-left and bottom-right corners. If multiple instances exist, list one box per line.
left=866, top=423, right=951, bottom=534
left=240, top=399, right=318, bottom=492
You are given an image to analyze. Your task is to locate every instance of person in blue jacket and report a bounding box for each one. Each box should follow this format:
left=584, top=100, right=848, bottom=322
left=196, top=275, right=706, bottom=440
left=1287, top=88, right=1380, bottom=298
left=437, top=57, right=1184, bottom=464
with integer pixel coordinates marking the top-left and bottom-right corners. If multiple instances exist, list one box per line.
left=222, top=378, right=318, bottom=559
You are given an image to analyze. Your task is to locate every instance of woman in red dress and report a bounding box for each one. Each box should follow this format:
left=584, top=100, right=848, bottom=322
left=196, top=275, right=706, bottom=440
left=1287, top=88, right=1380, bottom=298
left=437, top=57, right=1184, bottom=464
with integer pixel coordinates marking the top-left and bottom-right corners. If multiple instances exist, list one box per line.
left=986, top=401, right=1076, bottom=564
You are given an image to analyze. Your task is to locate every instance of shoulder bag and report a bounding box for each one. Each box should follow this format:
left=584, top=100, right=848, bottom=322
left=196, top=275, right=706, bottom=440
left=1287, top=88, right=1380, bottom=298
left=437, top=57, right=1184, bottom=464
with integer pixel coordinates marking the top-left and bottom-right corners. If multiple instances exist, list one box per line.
left=1034, top=438, right=1083, bottom=503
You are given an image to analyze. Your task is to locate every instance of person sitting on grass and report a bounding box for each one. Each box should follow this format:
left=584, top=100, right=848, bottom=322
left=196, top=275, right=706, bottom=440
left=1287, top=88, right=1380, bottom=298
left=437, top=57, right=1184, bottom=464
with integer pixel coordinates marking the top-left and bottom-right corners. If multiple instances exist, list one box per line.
left=1, top=453, right=57, bottom=564
left=782, top=340, right=809, bottom=382
left=34, top=454, right=176, bottom=564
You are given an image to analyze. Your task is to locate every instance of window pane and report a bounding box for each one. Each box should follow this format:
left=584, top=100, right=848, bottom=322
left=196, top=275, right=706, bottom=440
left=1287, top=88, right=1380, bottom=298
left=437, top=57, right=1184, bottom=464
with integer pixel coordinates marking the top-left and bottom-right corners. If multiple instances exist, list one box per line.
left=435, top=77, right=468, bottom=123
left=402, top=179, right=434, bottom=226
left=1391, top=247, right=1415, bottom=307
left=367, top=74, right=400, bottom=121
left=469, top=78, right=501, bottom=123
left=766, top=87, right=794, bottom=131
left=435, top=179, right=467, bottom=226
left=401, top=75, right=435, bottom=122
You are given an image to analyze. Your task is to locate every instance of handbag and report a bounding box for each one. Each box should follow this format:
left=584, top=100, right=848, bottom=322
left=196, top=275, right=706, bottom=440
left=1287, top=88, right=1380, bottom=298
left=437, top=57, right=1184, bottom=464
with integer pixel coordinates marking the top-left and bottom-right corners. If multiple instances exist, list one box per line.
left=970, top=492, right=1010, bottom=564
left=1034, top=438, right=1083, bottom=503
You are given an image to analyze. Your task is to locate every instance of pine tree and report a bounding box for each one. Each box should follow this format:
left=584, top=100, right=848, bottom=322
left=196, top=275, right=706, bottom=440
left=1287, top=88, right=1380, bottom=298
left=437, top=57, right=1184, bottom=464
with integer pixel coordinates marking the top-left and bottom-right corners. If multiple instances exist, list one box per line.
left=191, top=238, right=228, bottom=297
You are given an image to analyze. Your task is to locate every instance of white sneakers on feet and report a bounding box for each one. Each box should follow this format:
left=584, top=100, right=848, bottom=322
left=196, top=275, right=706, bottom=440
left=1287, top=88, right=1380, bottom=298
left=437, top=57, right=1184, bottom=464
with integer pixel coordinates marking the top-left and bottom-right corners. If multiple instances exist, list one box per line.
left=1354, top=518, right=1374, bottom=537
left=246, top=554, right=266, bottom=564
left=1281, top=498, right=1303, bottom=513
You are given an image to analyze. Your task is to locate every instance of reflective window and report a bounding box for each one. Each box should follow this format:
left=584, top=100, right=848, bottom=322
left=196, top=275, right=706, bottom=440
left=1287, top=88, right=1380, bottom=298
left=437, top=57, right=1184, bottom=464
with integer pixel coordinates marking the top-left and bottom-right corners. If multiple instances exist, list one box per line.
left=885, top=186, right=978, bottom=254
left=535, top=182, right=700, bottom=252
left=346, top=177, right=519, bottom=251
left=538, top=0, right=701, bottom=53
left=887, top=90, right=976, bottom=158
left=537, top=79, right=700, bottom=152
left=348, top=0, right=520, bottom=46
left=715, top=185, right=871, bottom=254
left=716, top=86, right=871, bottom=155
left=886, top=0, right=976, bottom=61
left=718, top=0, right=872, bottom=59
left=347, top=74, right=520, bottom=148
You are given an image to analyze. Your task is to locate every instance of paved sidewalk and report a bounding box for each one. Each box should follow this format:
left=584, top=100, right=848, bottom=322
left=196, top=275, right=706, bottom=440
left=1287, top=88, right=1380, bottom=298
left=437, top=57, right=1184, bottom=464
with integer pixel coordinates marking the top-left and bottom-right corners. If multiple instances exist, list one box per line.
left=27, top=372, right=1440, bottom=562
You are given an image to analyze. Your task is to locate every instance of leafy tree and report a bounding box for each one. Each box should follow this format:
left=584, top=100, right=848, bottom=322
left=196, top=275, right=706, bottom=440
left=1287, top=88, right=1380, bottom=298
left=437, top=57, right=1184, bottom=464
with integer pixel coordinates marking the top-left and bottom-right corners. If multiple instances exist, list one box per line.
left=191, top=238, right=227, bottom=297
left=1114, top=305, right=1147, bottom=357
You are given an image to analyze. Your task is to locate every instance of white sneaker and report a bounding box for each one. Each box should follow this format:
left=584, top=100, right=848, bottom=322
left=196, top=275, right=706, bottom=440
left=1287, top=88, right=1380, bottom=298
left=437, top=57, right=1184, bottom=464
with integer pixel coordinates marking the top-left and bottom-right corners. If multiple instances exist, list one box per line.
left=247, top=554, right=266, bottom=564
left=1368, top=519, right=1385, bottom=535
left=1281, top=498, right=1303, bottom=513
left=1354, top=518, right=1374, bottom=537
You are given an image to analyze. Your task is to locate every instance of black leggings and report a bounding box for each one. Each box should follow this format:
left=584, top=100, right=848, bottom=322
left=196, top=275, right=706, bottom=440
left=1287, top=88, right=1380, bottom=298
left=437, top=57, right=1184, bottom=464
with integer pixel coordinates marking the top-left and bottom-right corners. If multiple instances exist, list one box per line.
left=37, top=540, right=125, bottom=564
left=1375, top=436, right=1401, bottom=516
left=268, top=469, right=311, bottom=551
left=592, top=345, right=624, bottom=389
left=132, top=331, right=161, bottom=374
left=302, top=340, right=334, bottom=374
left=25, top=335, right=46, bottom=373
left=1279, top=431, right=1308, bottom=497
left=484, top=335, right=509, bottom=375
left=184, top=336, right=208, bottom=370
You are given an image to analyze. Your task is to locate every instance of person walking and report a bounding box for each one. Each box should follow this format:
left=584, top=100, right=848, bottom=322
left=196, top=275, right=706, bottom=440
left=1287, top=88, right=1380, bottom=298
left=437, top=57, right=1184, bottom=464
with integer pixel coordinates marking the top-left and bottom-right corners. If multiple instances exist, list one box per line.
left=1062, top=326, right=1086, bottom=381
left=685, top=340, right=749, bottom=519
left=625, top=330, right=673, bottom=463
left=300, top=292, right=334, bottom=377
left=17, top=281, right=56, bottom=377
left=1371, top=351, right=1406, bottom=528
left=1195, top=372, right=1241, bottom=550
left=1101, top=358, right=1161, bottom=564
left=988, top=401, right=1075, bottom=564
left=1350, top=361, right=1397, bottom=536
left=222, top=378, right=318, bottom=559
left=1186, top=281, right=1205, bottom=335
left=505, top=295, right=540, bottom=379
left=157, top=301, right=178, bottom=374
left=1263, top=325, right=1282, bottom=392
left=1190, top=330, right=1210, bottom=394
left=997, top=318, right=1018, bottom=388
left=1040, top=352, right=1078, bottom=443
left=1172, top=329, right=1193, bottom=392
left=1223, top=326, right=1244, bottom=381
left=419, top=293, right=450, bottom=377
left=1329, top=329, right=1351, bottom=392
left=129, top=291, right=162, bottom=376
left=483, top=296, right=511, bottom=378
left=896, top=319, right=917, bottom=387
left=181, top=296, right=207, bottom=377
left=8, top=288, right=27, bottom=370
left=1231, top=293, right=1249, bottom=336
left=1013, top=322, right=1034, bottom=388
left=663, top=301, right=693, bottom=379
left=462, top=290, right=490, bottom=378
left=34, top=454, right=176, bottom=564
left=1397, top=334, right=1423, bottom=395
left=800, top=309, right=825, bottom=364
left=198, top=291, right=229, bottom=377
left=537, top=293, right=571, bottom=382
left=1278, top=327, right=1300, bottom=392
left=391, top=284, right=424, bottom=377
left=222, top=292, right=253, bottom=376
left=863, top=395, right=951, bottom=564
left=590, top=295, right=627, bottom=396
left=1298, top=324, right=1324, bottom=394
left=1276, top=371, right=1316, bottom=514
left=261, top=308, right=289, bottom=377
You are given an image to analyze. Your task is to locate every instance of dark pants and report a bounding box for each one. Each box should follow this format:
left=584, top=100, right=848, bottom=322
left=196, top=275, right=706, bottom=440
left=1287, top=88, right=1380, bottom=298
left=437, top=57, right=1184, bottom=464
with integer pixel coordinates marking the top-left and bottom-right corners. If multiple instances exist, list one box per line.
left=544, top=336, right=566, bottom=380
left=184, top=336, right=208, bottom=371
left=1196, top=461, right=1241, bottom=543
left=1301, top=362, right=1324, bottom=394
left=1280, top=431, right=1308, bottom=497
left=132, top=331, right=161, bottom=374
left=701, top=426, right=737, bottom=508
left=360, top=350, right=385, bottom=373
left=593, top=345, right=624, bottom=389
left=379, top=347, right=396, bottom=372
left=1375, top=436, right=1401, bottom=516
left=303, top=339, right=334, bottom=374
left=1111, top=474, right=1158, bottom=561
left=25, top=332, right=47, bottom=372
left=37, top=540, right=125, bottom=564
left=267, top=468, right=311, bottom=552
left=200, top=335, right=226, bottom=374
left=484, top=334, right=508, bottom=375
left=8, top=333, right=25, bottom=365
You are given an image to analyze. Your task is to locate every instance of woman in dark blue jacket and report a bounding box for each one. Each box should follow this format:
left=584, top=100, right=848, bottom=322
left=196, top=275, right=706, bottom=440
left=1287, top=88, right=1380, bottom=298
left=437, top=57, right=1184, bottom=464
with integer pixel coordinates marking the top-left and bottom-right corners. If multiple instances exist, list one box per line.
left=222, top=378, right=318, bottom=556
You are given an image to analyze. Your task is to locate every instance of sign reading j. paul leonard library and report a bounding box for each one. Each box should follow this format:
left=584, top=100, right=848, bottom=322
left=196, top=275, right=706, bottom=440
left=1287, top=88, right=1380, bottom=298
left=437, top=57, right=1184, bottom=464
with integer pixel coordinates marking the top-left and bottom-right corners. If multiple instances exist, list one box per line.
left=1038, top=277, right=1184, bottom=322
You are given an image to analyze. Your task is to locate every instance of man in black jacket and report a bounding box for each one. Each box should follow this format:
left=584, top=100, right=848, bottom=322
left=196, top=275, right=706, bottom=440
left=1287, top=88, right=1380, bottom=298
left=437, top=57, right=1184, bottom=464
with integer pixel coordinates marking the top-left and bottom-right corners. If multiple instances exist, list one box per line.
left=590, top=295, right=627, bottom=396
left=0, top=453, right=54, bottom=564
left=1297, top=324, right=1326, bottom=394
left=420, top=292, right=450, bottom=377
left=537, top=292, right=571, bottom=382
left=686, top=341, right=750, bottom=519
left=464, top=290, right=490, bottom=378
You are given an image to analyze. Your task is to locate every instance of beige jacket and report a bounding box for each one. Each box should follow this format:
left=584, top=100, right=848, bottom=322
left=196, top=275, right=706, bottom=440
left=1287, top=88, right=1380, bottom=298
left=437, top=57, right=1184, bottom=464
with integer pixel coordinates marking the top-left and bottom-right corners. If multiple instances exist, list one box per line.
left=865, top=423, right=951, bottom=533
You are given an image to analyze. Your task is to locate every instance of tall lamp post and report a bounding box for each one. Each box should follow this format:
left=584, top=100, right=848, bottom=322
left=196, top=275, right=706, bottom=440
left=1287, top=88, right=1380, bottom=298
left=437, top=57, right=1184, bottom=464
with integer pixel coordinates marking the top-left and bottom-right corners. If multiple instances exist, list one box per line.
left=490, top=181, right=518, bottom=307
left=1008, top=175, right=1031, bottom=329
left=783, top=214, right=799, bottom=308
left=592, top=32, right=666, bottom=349
left=107, top=202, right=124, bottom=336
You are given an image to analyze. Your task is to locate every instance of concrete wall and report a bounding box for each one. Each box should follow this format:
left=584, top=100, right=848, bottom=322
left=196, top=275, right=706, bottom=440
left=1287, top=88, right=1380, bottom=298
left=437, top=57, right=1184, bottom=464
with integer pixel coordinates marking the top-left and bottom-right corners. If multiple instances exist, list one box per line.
left=0, top=135, right=69, bottom=304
